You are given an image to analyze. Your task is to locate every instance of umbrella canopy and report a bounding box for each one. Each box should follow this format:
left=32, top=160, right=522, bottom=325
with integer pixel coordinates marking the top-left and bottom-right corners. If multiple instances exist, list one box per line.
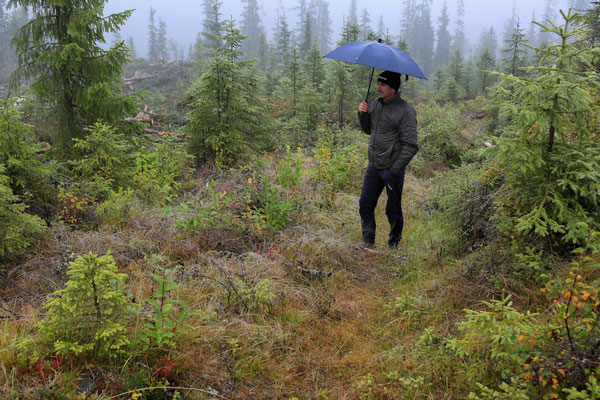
left=323, top=40, right=427, bottom=80
left=324, top=40, right=427, bottom=101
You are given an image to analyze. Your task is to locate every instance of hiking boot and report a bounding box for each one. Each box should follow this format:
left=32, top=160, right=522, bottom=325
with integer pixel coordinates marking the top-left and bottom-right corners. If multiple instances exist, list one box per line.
left=355, top=241, right=375, bottom=250
left=387, top=241, right=400, bottom=250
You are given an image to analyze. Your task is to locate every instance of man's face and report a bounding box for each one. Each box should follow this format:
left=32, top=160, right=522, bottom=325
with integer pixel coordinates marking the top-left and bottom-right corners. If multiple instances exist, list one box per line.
left=377, top=81, right=396, bottom=100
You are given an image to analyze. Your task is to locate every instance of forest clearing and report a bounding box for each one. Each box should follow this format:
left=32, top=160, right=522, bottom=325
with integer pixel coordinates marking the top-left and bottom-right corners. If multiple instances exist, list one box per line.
left=1, top=0, right=600, bottom=399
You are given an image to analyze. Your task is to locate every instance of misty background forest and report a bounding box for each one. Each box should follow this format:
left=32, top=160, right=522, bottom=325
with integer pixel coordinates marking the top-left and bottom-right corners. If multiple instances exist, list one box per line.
left=1, top=0, right=600, bottom=398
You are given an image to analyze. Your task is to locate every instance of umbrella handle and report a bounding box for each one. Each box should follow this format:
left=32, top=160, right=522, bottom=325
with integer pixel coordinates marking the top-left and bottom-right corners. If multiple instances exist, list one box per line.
left=365, top=67, right=375, bottom=102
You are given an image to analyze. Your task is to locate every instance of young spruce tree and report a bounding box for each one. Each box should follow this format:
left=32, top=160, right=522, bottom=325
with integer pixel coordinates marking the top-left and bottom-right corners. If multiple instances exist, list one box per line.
left=40, top=252, right=134, bottom=358
left=490, top=9, right=600, bottom=249
left=186, top=19, right=271, bottom=165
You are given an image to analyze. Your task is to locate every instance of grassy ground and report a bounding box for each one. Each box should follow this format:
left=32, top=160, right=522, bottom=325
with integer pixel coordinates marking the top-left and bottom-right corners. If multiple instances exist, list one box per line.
left=0, top=156, right=485, bottom=399
left=0, top=101, right=561, bottom=399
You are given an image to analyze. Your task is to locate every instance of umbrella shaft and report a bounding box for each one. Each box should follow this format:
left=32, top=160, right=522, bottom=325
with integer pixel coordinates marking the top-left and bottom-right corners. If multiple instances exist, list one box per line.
left=365, top=67, right=375, bottom=102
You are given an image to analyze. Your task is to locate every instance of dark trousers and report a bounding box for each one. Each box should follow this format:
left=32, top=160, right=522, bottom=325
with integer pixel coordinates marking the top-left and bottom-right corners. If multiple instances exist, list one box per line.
left=359, top=166, right=405, bottom=246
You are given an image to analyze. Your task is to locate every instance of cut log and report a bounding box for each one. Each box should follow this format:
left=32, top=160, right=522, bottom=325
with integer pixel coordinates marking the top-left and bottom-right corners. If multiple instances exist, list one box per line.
left=36, top=143, right=51, bottom=153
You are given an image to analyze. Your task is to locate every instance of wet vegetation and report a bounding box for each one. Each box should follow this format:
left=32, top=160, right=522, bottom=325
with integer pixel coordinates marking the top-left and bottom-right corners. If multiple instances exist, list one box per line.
left=1, top=0, right=600, bottom=399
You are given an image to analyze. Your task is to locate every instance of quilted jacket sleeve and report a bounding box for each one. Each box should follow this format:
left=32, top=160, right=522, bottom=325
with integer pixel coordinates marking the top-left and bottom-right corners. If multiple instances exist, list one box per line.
left=358, top=110, right=371, bottom=135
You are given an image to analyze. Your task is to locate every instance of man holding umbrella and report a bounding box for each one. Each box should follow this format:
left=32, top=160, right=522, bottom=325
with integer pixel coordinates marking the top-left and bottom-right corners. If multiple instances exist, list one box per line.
left=323, top=39, right=425, bottom=249
left=356, top=70, right=418, bottom=249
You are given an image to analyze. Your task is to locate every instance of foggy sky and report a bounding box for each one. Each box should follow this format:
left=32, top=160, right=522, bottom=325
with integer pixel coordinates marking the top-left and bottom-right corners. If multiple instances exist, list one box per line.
left=105, top=0, right=573, bottom=58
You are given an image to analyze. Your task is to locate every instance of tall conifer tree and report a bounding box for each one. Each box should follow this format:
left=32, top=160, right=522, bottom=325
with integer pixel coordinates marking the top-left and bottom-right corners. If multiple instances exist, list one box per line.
left=584, top=1, right=599, bottom=70
left=8, top=0, right=137, bottom=156
left=0, top=1, right=9, bottom=70
left=289, top=46, right=299, bottom=115
left=501, top=20, right=528, bottom=76
left=526, top=11, right=538, bottom=57
left=313, top=0, right=332, bottom=53
left=348, top=0, right=358, bottom=25
left=400, top=0, right=415, bottom=41
left=477, top=26, right=498, bottom=59
left=501, top=1, right=517, bottom=47
left=539, top=0, right=557, bottom=45
left=359, top=9, right=372, bottom=40
left=433, top=1, right=452, bottom=70
left=241, top=0, right=265, bottom=59
left=452, top=0, right=466, bottom=53
left=413, top=0, right=434, bottom=76
left=295, top=0, right=307, bottom=49
left=569, top=0, right=590, bottom=9
left=192, top=32, right=205, bottom=65
left=376, top=16, right=387, bottom=39
left=147, top=8, right=158, bottom=60
left=127, top=35, right=137, bottom=59
left=299, top=11, right=313, bottom=55
left=299, top=42, right=325, bottom=132
left=157, top=19, right=168, bottom=61
left=326, top=20, right=360, bottom=127
left=3, top=6, right=26, bottom=67
left=303, top=41, right=325, bottom=89
left=202, top=0, right=222, bottom=56
left=448, top=49, right=465, bottom=89
left=476, top=48, right=496, bottom=93
left=274, top=10, right=292, bottom=69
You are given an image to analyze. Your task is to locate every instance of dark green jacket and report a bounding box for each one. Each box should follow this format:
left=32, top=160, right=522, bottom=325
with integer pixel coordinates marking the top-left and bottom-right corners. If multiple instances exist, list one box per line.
left=358, top=93, right=418, bottom=176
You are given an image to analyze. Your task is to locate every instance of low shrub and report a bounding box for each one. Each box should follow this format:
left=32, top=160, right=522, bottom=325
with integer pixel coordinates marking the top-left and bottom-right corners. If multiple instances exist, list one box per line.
left=276, top=145, right=304, bottom=189
left=428, top=162, right=500, bottom=254
left=136, top=256, right=199, bottom=351
left=447, top=241, right=600, bottom=399
left=133, top=137, right=193, bottom=205
left=0, top=165, right=46, bottom=257
left=96, top=188, right=139, bottom=227
left=311, top=125, right=364, bottom=204
left=417, top=101, right=465, bottom=167
left=72, top=122, right=135, bottom=200
left=0, top=100, right=54, bottom=209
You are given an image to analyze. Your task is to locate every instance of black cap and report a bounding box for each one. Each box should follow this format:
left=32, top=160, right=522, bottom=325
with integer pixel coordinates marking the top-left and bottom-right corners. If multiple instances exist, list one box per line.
left=377, top=70, right=401, bottom=92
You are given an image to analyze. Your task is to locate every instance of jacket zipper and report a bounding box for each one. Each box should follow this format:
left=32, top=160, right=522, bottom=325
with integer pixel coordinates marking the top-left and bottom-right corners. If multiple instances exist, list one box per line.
left=372, top=101, right=385, bottom=167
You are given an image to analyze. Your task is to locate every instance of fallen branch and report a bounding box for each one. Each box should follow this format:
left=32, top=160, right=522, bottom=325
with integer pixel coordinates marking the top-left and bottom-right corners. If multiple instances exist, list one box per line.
left=141, top=128, right=187, bottom=138
left=0, top=303, right=43, bottom=319
left=298, top=267, right=332, bottom=277
left=282, top=261, right=332, bottom=277
left=220, top=342, right=237, bottom=391
left=107, top=386, right=232, bottom=400
left=122, top=70, right=158, bottom=83
left=125, top=116, right=153, bottom=124
left=469, top=110, right=488, bottom=120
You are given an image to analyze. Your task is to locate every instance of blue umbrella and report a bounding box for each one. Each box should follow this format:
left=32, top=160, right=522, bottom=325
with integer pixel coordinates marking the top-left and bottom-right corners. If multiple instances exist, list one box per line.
left=323, top=39, right=427, bottom=101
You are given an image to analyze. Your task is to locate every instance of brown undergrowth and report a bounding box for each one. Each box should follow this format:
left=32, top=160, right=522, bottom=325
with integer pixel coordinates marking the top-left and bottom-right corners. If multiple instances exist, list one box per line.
left=0, top=146, right=547, bottom=399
